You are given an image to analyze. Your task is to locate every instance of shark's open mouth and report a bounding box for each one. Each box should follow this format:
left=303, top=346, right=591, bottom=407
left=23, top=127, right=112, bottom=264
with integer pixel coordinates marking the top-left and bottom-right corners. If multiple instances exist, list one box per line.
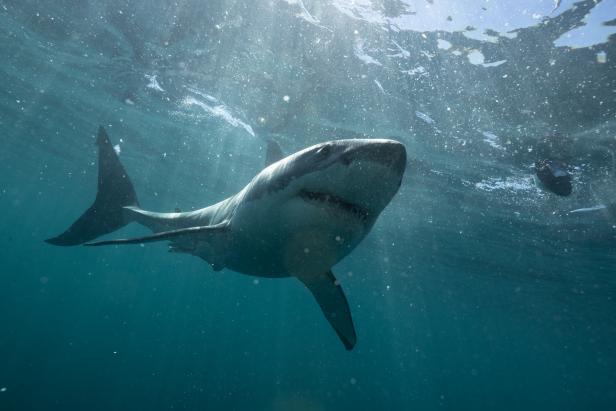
left=299, top=190, right=369, bottom=221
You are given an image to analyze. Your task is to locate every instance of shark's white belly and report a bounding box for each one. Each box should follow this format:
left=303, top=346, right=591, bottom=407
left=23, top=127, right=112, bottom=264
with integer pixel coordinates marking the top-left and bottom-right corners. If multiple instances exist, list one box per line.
left=225, top=196, right=368, bottom=277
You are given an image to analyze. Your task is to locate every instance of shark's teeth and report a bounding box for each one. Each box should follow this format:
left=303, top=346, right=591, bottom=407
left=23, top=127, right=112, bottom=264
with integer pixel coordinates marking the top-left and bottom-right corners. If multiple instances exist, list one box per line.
left=299, top=190, right=369, bottom=221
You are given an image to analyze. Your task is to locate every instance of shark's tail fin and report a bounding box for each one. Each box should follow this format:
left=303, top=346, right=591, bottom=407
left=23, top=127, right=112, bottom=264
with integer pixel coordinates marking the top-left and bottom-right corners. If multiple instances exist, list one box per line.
left=45, top=126, right=139, bottom=246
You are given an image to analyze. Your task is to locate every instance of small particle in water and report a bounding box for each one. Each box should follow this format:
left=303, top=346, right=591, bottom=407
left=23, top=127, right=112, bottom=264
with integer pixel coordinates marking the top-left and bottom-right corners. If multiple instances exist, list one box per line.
left=350, top=377, right=357, bottom=385
left=282, top=95, right=290, bottom=102
left=113, top=144, right=121, bottom=155
left=0, top=387, right=6, bottom=392
left=415, top=111, right=435, bottom=124
left=113, top=351, right=118, bottom=355
left=253, top=279, right=259, bottom=285
left=335, top=235, right=342, bottom=242
left=386, top=285, right=390, bottom=290
left=40, top=276, right=49, bottom=284
left=596, top=51, right=607, bottom=64
left=304, top=248, right=310, bottom=253
left=124, top=98, right=134, bottom=105
left=145, top=74, right=164, bottom=92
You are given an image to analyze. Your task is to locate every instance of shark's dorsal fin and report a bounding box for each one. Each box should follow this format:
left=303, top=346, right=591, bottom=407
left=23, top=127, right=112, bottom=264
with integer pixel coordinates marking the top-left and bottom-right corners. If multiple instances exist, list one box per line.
left=297, top=270, right=357, bottom=350
left=85, top=221, right=231, bottom=271
left=265, top=139, right=284, bottom=167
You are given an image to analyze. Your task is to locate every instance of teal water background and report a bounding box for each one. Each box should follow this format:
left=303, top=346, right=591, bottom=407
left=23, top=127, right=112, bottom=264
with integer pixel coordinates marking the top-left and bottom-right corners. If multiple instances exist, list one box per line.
left=1, top=0, right=616, bottom=409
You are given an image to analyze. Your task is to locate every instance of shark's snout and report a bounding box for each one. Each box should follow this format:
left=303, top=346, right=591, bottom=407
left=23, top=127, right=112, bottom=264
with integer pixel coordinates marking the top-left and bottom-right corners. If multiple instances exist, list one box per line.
left=374, top=140, right=407, bottom=175
left=342, top=139, right=407, bottom=176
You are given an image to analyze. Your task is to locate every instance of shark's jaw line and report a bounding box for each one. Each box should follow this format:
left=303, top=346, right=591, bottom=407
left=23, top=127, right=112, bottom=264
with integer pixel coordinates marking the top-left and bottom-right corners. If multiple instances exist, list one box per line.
left=45, top=128, right=407, bottom=351
left=298, top=189, right=370, bottom=222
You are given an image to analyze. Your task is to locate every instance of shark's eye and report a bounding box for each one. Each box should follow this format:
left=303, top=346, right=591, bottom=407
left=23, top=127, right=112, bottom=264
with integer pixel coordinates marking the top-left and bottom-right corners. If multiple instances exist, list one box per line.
left=316, top=145, right=331, bottom=157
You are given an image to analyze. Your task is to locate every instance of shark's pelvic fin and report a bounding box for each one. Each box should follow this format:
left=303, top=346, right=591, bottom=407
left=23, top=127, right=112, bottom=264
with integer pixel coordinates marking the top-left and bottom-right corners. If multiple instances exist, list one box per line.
left=45, top=126, right=139, bottom=246
left=85, top=221, right=231, bottom=271
left=264, top=139, right=284, bottom=167
left=298, top=270, right=357, bottom=350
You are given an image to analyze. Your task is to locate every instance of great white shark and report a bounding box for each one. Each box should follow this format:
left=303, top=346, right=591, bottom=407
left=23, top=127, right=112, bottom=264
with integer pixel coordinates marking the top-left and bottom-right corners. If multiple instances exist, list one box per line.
left=46, top=127, right=407, bottom=350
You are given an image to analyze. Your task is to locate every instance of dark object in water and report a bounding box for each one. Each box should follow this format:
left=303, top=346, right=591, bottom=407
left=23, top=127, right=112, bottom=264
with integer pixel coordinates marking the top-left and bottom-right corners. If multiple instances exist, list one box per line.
left=535, top=159, right=572, bottom=196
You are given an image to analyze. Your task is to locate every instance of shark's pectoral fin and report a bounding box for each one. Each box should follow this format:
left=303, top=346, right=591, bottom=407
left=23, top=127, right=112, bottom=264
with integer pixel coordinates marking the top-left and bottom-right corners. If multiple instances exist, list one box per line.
left=298, top=270, right=357, bottom=351
left=85, top=221, right=231, bottom=271
left=84, top=221, right=230, bottom=246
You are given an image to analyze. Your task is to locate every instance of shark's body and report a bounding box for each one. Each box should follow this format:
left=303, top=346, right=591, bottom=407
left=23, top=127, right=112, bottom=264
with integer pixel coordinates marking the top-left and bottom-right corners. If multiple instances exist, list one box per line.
left=47, top=127, right=407, bottom=350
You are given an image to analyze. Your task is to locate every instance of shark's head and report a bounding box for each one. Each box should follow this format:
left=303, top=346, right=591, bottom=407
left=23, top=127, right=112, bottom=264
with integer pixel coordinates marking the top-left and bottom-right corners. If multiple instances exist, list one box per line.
left=247, top=138, right=406, bottom=228
left=238, top=138, right=406, bottom=275
left=290, top=139, right=406, bottom=225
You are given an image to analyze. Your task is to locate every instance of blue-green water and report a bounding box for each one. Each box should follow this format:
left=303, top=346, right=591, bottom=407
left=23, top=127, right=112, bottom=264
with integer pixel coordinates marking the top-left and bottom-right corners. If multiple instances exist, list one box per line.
left=1, top=0, right=616, bottom=409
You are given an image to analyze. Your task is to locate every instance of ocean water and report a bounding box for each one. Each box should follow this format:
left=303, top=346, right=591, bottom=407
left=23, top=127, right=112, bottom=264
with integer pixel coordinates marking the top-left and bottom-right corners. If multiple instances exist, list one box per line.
left=1, top=0, right=616, bottom=409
